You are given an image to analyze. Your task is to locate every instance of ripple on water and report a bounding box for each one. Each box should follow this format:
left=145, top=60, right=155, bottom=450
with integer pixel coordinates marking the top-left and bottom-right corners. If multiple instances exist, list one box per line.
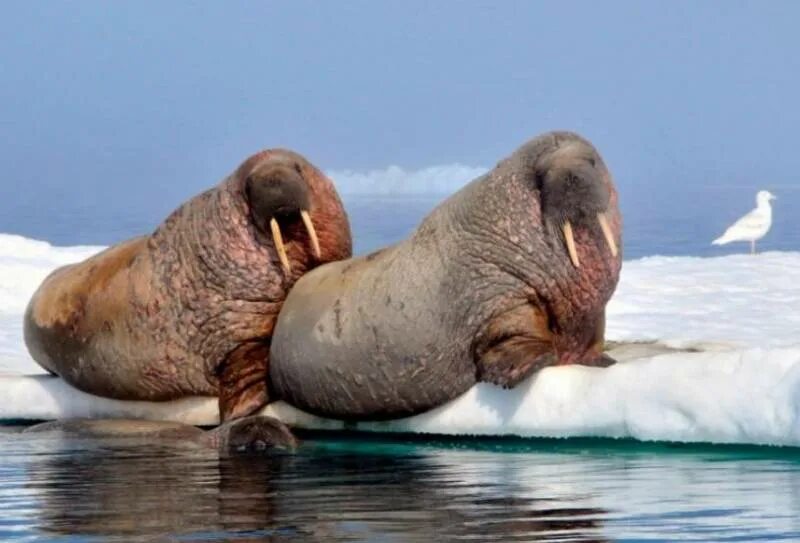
left=0, top=432, right=800, bottom=541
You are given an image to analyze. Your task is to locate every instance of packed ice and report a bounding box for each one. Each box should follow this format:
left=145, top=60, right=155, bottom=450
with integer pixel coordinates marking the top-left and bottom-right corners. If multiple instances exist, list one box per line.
left=2, top=232, right=800, bottom=447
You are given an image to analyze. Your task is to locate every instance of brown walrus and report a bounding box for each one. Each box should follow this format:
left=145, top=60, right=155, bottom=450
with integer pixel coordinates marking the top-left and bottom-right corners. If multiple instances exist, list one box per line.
left=269, top=131, right=622, bottom=419
left=24, top=149, right=352, bottom=422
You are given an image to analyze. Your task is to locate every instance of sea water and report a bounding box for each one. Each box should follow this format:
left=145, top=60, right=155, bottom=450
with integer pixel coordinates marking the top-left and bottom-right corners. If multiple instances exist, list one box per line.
left=2, top=178, right=800, bottom=541
left=2, top=430, right=800, bottom=542
left=2, top=174, right=799, bottom=257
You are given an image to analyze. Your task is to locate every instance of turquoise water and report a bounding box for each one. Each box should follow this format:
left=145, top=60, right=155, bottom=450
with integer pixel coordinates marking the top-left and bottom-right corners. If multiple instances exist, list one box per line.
left=1, top=429, right=799, bottom=542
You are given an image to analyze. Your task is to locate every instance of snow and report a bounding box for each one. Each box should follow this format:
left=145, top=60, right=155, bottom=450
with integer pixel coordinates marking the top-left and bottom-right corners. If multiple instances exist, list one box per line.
left=2, top=233, right=800, bottom=447
left=0, top=234, right=103, bottom=375
left=607, top=252, right=800, bottom=349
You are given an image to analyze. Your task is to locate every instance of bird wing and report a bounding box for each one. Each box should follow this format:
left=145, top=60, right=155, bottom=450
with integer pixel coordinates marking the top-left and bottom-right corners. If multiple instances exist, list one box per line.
left=715, top=208, right=770, bottom=242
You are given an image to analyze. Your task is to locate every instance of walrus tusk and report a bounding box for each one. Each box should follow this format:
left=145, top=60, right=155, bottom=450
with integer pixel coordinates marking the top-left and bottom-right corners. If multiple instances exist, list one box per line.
left=300, top=210, right=321, bottom=260
left=597, top=212, right=618, bottom=257
left=563, top=221, right=579, bottom=268
left=270, top=218, right=291, bottom=275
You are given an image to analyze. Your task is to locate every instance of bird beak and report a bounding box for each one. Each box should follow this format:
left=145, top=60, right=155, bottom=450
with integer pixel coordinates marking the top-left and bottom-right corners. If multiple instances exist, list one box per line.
left=301, top=210, right=322, bottom=260
left=270, top=218, right=291, bottom=275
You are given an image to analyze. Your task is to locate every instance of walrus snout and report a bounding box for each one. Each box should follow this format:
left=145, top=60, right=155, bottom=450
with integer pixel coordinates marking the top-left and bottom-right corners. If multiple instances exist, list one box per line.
left=559, top=211, right=618, bottom=268
left=245, top=160, right=322, bottom=275
left=536, top=140, right=619, bottom=268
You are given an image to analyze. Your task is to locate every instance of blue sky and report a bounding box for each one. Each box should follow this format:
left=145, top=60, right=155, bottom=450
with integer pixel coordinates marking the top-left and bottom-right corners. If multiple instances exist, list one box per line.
left=1, top=1, right=799, bottom=229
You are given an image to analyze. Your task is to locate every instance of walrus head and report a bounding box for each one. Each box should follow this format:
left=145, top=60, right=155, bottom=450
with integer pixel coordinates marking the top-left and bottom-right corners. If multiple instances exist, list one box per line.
left=462, top=132, right=622, bottom=376
left=207, top=415, right=298, bottom=453
left=243, top=155, right=332, bottom=276
left=537, top=141, right=619, bottom=268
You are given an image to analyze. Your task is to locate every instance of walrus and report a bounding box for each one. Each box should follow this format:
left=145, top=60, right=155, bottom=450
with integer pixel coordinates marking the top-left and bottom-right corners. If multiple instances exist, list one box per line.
left=24, top=149, right=352, bottom=422
left=23, top=416, right=298, bottom=453
left=269, top=131, right=622, bottom=419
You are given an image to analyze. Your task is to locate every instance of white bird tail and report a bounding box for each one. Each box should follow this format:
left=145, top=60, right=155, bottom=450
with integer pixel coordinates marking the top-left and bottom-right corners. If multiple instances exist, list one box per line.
left=711, top=233, right=732, bottom=245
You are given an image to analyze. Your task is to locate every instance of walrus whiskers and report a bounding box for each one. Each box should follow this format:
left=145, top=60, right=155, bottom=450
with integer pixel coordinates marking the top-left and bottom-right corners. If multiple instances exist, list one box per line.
left=270, top=218, right=291, bottom=275
left=597, top=212, right=618, bottom=257
left=563, top=221, right=579, bottom=268
left=301, top=210, right=321, bottom=259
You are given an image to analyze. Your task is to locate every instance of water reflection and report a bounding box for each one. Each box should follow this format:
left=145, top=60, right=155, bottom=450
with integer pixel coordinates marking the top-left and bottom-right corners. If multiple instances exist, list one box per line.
left=18, top=434, right=610, bottom=542
left=3, top=432, right=800, bottom=542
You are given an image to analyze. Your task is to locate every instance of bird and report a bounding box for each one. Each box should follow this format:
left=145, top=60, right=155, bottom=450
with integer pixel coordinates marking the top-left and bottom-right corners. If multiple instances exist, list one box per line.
left=712, top=190, right=776, bottom=254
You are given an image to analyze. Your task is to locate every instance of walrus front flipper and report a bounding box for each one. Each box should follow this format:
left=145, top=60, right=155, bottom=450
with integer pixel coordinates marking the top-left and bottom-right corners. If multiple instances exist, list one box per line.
left=218, top=343, right=270, bottom=422
left=576, top=311, right=617, bottom=368
left=474, top=303, right=557, bottom=388
left=476, top=340, right=557, bottom=388
left=575, top=352, right=617, bottom=368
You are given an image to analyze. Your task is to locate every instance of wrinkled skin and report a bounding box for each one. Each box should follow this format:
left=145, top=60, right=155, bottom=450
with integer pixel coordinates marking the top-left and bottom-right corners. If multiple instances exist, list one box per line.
left=270, top=131, right=622, bottom=420
left=24, top=149, right=352, bottom=422
left=24, top=416, right=298, bottom=454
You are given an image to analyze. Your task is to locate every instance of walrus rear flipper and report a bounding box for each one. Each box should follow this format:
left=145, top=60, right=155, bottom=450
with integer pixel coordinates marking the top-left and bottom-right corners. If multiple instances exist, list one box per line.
left=218, top=342, right=270, bottom=422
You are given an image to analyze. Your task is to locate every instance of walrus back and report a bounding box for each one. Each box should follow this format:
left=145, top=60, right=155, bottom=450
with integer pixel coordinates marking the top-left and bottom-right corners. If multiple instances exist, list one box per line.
left=269, top=189, right=482, bottom=420
left=24, top=237, right=149, bottom=391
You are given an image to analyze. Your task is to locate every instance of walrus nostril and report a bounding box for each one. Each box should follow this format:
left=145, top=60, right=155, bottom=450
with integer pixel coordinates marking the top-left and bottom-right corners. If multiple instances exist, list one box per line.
left=245, top=164, right=311, bottom=222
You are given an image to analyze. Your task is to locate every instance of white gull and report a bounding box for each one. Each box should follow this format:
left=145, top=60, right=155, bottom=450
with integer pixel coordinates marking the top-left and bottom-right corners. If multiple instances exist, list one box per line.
left=712, top=190, right=776, bottom=254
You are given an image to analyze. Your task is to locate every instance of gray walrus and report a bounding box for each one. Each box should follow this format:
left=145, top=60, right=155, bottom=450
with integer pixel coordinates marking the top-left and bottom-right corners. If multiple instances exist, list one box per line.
left=269, top=131, right=622, bottom=419
left=24, top=416, right=298, bottom=453
left=24, top=149, right=352, bottom=422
